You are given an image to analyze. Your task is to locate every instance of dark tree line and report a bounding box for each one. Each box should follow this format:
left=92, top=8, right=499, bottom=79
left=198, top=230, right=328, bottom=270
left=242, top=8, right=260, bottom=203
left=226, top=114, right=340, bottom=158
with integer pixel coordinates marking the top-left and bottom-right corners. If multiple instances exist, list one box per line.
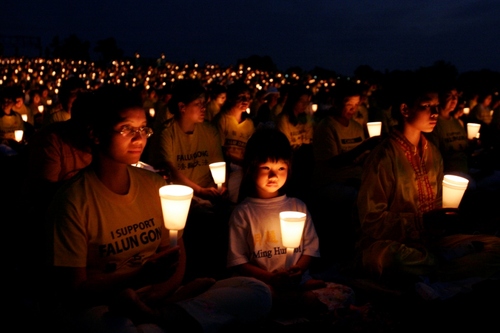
left=42, top=34, right=123, bottom=64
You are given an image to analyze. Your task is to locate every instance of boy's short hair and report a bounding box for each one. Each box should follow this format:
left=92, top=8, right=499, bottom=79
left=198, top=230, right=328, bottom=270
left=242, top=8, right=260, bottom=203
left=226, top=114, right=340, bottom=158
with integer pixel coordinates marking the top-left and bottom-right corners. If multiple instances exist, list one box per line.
left=238, top=127, right=292, bottom=201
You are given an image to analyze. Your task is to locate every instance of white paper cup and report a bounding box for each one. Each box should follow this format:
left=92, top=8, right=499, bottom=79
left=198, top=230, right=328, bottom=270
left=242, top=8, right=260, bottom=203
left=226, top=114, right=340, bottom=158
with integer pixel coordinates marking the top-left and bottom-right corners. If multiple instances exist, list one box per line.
left=467, top=123, right=481, bottom=140
left=159, top=185, right=193, bottom=231
left=280, top=211, right=306, bottom=248
left=14, top=130, right=23, bottom=142
left=442, top=175, right=469, bottom=208
left=209, top=162, right=226, bottom=185
left=367, top=121, right=382, bottom=137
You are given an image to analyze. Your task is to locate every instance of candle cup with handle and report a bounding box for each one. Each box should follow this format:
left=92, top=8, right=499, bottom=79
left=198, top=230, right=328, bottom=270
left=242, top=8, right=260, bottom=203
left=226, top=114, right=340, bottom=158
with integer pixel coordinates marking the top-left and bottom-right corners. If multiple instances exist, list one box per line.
left=280, top=211, right=306, bottom=269
left=442, top=174, right=469, bottom=208
left=367, top=121, right=382, bottom=137
left=159, top=185, right=193, bottom=247
left=209, top=161, right=226, bottom=191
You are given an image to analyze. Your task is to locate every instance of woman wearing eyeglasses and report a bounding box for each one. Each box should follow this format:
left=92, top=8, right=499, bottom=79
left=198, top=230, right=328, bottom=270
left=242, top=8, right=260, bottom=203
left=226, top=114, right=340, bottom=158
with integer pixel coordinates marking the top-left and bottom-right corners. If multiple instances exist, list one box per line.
left=45, top=84, right=271, bottom=332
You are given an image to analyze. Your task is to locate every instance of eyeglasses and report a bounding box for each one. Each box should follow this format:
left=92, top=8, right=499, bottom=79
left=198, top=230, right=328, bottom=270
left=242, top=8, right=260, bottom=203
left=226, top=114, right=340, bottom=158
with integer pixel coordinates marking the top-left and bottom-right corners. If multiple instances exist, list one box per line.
left=114, top=125, right=153, bottom=138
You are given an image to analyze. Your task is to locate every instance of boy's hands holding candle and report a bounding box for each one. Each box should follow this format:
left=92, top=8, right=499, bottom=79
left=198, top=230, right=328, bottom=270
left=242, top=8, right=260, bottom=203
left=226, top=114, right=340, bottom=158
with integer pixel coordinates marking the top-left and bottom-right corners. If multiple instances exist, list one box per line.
left=269, top=265, right=305, bottom=291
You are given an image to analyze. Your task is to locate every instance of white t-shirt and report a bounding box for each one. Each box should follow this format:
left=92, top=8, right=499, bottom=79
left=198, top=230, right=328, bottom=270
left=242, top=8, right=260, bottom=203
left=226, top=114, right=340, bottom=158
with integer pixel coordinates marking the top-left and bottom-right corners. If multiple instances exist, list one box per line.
left=227, top=195, right=320, bottom=273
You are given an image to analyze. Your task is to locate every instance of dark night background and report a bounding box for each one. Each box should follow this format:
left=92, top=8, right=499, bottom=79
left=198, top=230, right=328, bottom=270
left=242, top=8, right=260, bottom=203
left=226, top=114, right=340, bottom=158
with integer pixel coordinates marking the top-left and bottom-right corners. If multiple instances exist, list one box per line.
left=1, top=0, right=499, bottom=75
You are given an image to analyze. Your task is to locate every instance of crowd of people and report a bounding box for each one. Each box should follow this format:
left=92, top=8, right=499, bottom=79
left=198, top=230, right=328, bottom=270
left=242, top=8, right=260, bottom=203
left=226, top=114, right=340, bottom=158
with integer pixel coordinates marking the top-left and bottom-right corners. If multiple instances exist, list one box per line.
left=2, top=56, right=500, bottom=332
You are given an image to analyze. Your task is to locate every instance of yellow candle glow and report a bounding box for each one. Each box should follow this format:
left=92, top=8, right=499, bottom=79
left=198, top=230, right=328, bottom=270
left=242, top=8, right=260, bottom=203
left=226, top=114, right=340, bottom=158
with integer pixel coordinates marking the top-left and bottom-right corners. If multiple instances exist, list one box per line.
left=209, top=162, right=226, bottom=190
left=467, top=123, right=481, bottom=140
left=280, top=211, right=306, bottom=268
left=14, top=130, right=23, bottom=142
left=159, top=185, right=193, bottom=247
left=367, top=121, right=382, bottom=137
left=442, top=175, right=469, bottom=208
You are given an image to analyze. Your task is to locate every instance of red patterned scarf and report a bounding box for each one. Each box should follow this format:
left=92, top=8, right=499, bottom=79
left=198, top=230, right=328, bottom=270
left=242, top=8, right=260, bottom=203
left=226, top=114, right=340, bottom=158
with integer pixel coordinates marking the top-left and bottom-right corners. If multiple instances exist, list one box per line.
left=392, top=130, right=435, bottom=214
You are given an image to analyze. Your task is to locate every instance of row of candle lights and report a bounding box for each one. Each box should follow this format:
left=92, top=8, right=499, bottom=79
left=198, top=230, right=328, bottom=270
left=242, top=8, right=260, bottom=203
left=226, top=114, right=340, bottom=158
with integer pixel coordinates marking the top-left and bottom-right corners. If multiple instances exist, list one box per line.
left=13, top=124, right=473, bottom=247
left=365, top=121, right=481, bottom=139
left=12, top=119, right=475, bottom=264
left=159, top=160, right=470, bottom=269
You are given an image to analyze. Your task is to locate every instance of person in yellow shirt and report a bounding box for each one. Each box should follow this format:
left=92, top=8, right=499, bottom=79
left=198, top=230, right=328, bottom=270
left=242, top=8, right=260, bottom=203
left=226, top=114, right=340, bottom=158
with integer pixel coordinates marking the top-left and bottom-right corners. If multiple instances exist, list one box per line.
left=357, top=75, right=500, bottom=298
left=45, top=84, right=271, bottom=332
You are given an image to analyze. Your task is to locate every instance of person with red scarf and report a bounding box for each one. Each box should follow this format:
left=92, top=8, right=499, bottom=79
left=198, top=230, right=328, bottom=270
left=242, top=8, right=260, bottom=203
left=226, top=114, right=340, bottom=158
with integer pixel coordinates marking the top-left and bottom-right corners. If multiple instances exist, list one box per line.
left=356, top=74, right=500, bottom=298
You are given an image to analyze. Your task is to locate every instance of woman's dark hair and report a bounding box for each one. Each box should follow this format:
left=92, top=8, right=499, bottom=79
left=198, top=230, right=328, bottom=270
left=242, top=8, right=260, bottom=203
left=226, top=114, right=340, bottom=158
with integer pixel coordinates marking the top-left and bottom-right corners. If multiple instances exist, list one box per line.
left=281, top=85, right=312, bottom=125
left=167, top=79, right=206, bottom=118
left=29, top=89, right=41, bottom=101
left=208, top=83, right=227, bottom=100
left=221, top=81, right=251, bottom=113
left=438, top=83, right=458, bottom=107
left=58, top=77, right=85, bottom=110
left=89, top=84, right=143, bottom=141
left=477, top=90, right=493, bottom=103
left=330, top=81, right=362, bottom=115
left=238, top=127, right=292, bottom=202
left=57, top=91, right=96, bottom=151
left=389, top=72, right=439, bottom=129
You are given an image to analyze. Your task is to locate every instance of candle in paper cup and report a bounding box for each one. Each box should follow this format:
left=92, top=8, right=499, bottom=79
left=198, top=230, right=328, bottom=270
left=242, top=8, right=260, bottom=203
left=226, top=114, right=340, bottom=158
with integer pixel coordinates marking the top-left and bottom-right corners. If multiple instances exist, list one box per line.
left=159, top=185, right=193, bottom=246
left=467, top=123, right=481, bottom=140
left=149, top=108, right=155, bottom=117
left=367, top=121, right=382, bottom=137
left=442, top=174, right=469, bottom=208
left=209, top=162, right=226, bottom=190
left=280, top=211, right=306, bottom=268
left=21, top=114, right=28, bottom=122
left=38, top=105, right=44, bottom=113
left=14, top=130, right=23, bottom=142
left=463, top=107, right=470, bottom=115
